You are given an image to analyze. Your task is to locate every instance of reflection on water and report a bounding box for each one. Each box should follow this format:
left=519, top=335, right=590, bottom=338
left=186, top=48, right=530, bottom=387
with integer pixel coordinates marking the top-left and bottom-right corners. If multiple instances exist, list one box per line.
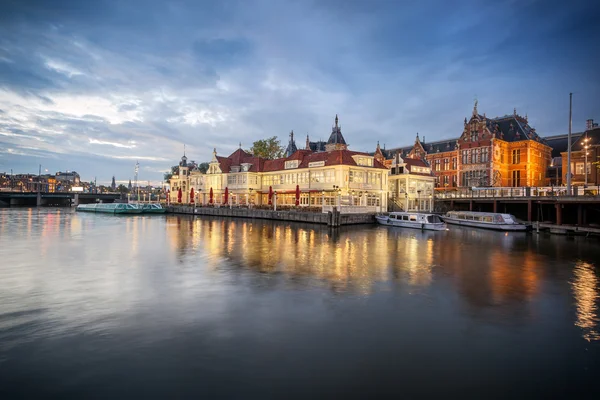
left=1, top=209, right=600, bottom=397
left=571, top=261, right=600, bottom=342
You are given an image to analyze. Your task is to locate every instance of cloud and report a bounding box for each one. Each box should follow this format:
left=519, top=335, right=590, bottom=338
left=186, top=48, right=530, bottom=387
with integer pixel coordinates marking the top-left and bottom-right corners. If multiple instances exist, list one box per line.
left=0, top=0, right=598, bottom=185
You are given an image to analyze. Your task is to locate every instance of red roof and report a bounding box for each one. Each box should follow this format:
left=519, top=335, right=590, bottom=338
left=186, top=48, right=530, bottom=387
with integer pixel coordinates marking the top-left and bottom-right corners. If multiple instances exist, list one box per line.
left=217, top=148, right=387, bottom=174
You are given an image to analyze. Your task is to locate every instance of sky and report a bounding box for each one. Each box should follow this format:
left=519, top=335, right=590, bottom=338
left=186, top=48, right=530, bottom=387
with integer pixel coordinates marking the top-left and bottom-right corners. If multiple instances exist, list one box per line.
left=0, top=0, right=598, bottom=185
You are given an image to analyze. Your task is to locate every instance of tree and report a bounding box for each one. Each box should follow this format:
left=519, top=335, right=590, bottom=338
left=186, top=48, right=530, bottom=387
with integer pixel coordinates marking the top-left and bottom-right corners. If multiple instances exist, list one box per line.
left=249, top=136, right=284, bottom=160
left=117, top=184, right=129, bottom=194
left=164, top=165, right=178, bottom=181
left=198, top=162, right=209, bottom=174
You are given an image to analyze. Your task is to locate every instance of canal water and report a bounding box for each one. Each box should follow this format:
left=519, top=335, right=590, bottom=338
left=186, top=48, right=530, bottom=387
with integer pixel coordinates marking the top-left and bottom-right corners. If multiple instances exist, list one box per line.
left=1, top=208, right=599, bottom=398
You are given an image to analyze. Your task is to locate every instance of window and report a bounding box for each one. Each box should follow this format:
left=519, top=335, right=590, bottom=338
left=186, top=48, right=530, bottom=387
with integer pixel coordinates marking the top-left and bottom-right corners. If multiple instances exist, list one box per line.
left=354, top=157, right=373, bottom=167
left=471, top=149, right=478, bottom=164
left=512, top=170, right=521, bottom=187
left=470, top=131, right=478, bottom=142
left=481, top=148, right=489, bottom=163
left=452, top=175, right=457, bottom=187
left=435, top=160, right=441, bottom=171
left=575, top=163, right=585, bottom=175
left=443, top=175, right=449, bottom=186
left=462, top=150, right=469, bottom=165
left=512, top=149, right=521, bottom=164
left=452, top=158, right=457, bottom=169
left=284, top=160, right=299, bottom=169
left=444, top=158, right=449, bottom=170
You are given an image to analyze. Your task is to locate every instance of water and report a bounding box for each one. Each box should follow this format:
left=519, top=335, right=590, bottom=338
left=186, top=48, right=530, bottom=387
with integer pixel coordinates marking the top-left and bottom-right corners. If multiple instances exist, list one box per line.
left=1, top=208, right=599, bottom=398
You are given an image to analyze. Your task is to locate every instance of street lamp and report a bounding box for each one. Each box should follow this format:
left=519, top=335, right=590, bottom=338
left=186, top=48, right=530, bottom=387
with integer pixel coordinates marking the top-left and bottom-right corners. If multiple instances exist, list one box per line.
left=583, top=136, right=590, bottom=187
left=417, top=190, right=422, bottom=212
left=273, top=191, right=278, bottom=211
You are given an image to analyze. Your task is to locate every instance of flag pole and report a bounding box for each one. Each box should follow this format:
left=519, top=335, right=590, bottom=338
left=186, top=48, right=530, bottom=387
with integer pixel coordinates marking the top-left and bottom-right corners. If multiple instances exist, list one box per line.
left=567, top=93, right=572, bottom=196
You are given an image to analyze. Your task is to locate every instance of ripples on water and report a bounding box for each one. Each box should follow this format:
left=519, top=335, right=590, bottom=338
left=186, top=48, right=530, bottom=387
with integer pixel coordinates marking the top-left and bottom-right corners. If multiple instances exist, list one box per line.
left=0, top=208, right=599, bottom=398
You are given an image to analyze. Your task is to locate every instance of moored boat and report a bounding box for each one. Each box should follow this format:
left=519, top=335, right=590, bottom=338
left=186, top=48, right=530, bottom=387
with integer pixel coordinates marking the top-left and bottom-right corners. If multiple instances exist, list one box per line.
left=140, top=203, right=166, bottom=213
left=441, top=211, right=529, bottom=231
left=76, top=203, right=143, bottom=214
left=376, top=212, right=447, bottom=231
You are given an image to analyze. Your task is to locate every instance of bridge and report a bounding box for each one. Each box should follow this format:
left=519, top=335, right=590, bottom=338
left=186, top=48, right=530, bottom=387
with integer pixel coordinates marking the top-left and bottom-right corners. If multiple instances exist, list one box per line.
left=434, top=186, right=600, bottom=226
left=0, top=191, right=122, bottom=207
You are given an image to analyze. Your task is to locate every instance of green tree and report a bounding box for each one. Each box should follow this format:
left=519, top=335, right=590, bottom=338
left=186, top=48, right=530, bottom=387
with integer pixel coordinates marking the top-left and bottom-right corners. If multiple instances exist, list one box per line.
left=117, top=184, right=129, bottom=194
left=163, top=165, right=178, bottom=181
left=198, top=162, right=209, bottom=173
left=249, top=136, right=284, bottom=160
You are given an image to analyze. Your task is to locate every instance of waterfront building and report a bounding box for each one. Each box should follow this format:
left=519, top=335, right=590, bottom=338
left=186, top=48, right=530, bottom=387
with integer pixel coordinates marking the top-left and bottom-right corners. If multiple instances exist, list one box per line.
left=168, top=153, right=204, bottom=203
left=386, top=150, right=436, bottom=212
left=561, top=120, right=600, bottom=187
left=381, top=103, right=553, bottom=190
left=172, top=116, right=389, bottom=211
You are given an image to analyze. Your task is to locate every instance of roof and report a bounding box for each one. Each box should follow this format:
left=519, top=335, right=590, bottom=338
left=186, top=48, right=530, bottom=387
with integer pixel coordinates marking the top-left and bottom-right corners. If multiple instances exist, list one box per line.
left=572, top=126, right=600, bottom=150
left=545, top=133, right=584, bottom=157
left=327, top=126, right=346, bottom=145
left=262, top=149, right=387, bottom=172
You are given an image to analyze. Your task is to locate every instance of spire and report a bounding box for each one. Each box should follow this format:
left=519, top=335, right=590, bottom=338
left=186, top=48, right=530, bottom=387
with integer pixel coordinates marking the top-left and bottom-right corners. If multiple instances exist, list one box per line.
left=306, top=134, right=310, bottom=150
left=239, top=142, right=242, bottom=149
left=473, top=99, right=478, bottom=116
left=376, top=140, right=380, bottom=150
left=525, top=113, right=528, bottom=122
left=335, top=114, right=338, bottom=128
left=514, top=107, right=517, bottom=116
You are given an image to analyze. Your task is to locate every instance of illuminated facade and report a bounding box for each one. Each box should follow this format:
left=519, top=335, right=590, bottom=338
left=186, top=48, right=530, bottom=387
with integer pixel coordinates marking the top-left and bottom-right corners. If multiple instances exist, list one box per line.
left=561, top=124, right=599, bottom=187
left=382, top=103, right=553, bottom=189
left=170, top=116, right=389, bottom=210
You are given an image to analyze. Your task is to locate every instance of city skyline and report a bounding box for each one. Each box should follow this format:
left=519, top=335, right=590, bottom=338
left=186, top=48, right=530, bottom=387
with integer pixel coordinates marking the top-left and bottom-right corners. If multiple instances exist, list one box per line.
left=1, top=0, right=599, bottom=184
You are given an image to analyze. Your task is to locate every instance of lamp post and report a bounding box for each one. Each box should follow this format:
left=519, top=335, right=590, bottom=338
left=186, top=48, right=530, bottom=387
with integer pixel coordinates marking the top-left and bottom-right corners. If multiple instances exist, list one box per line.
left=583, top=135, right=590, bottom=187
left=273, top=191, right=277, bottom=211
left=321, top=190, right=326, bottom=212
left=405, top=192, right=408, bottom=211
left=417, top=190, right=421, bottom=212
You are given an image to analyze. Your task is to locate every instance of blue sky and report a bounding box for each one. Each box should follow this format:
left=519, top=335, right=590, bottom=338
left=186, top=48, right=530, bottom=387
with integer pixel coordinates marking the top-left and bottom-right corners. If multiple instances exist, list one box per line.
left=1, top=0, right=598, bottom=185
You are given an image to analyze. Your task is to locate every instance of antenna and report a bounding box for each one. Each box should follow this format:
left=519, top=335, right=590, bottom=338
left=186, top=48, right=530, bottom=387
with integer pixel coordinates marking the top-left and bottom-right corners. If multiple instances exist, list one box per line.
left=134, top=161, right=140, bottom=201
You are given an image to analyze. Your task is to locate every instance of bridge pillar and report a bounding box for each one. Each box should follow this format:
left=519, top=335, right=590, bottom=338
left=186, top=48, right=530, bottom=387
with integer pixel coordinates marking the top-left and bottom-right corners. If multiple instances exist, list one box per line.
left=493, top=200, right=497, bottom=213
left=577, top=204, right=583, bottom=226
left=74, top=193, right=79, bottom=206
left=527, top=200, right=532, bottom=222
left=469, top=200, right=473, bottom=211
left=555, top=204, right=562, bottom=226
left=450, top=200, right=454, bottom=209
left=37, top=192, right=42, bottom=206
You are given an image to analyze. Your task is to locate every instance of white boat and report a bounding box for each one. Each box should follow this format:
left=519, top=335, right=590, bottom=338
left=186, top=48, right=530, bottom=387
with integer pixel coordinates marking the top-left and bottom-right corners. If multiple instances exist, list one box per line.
left=441, top=211, right=529, bottom=231
left=376, top=212, right=447, bottom=231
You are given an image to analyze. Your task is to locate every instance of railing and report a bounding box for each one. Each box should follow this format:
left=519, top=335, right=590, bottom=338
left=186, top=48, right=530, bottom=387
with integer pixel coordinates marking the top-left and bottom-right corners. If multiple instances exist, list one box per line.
left=435, top=186, right=600, bottom=199
left=322, top=205, right=378, bottom=214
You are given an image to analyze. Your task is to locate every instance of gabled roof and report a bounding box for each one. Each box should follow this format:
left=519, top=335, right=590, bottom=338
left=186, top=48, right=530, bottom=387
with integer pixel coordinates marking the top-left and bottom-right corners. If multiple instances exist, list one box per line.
left=262, top=149, right=387, bottom=172
left=572, top=126, right=600, bottom=150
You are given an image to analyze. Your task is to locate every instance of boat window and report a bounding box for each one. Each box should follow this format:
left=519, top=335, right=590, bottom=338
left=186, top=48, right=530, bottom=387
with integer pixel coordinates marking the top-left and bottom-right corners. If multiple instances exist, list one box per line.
left=494, top=215, right=504, bottom=223
left=428, top=215, right=441, bottom=223
left=483, top=216, right=493, bottom=223
left=390, top=215, right=396, bottom=219
left=474, top=216, right=482, bottom=221
left=409, top=215, right=417, bottom=221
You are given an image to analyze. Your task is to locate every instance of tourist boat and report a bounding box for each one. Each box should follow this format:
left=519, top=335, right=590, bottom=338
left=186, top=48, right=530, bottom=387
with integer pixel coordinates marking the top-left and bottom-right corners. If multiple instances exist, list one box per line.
left=376, top=212, right=447, bottom=231
left=76, top=203, right=143, bottom=214
left=140, top=203, right=166, bottom=214
left=441, top=211, right=529, bottom=231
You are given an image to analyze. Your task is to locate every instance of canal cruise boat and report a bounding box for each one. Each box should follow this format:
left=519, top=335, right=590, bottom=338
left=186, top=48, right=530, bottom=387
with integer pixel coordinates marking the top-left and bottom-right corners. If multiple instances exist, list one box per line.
left=376, top=212, right=447, bottom=231
left=441, top=211, right=529, bottom=231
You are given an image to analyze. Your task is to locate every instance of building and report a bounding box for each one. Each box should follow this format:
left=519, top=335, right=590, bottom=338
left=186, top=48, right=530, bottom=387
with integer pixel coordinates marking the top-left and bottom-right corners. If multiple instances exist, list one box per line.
left=381, top=103, right=553, bottom=189
left=561, top=121, right=600, bottom=187
left=168, top=153, right=204, bottom=203
left=172, top=116, right=390, bottom=211
left=385, top=150, right=436, bottom=212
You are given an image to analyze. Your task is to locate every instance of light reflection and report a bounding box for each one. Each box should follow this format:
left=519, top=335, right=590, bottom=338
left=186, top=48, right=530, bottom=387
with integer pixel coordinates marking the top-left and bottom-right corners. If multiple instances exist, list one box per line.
left=571, top=261, right=599, bottom=342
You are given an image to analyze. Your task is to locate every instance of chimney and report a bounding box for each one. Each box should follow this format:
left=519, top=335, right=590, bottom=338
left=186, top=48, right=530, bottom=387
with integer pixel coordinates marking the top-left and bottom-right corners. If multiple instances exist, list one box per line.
left=587, top=119, right=597, bottom=130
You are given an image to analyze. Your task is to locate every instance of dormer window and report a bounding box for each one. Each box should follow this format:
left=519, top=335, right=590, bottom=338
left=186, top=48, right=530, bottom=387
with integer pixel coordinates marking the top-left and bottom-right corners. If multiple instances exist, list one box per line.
left=470, top=131, right=478, bottom=142
left=230, top=166, right=240, bottom=173
left=241, top=163, right=251, bottom=172
left=285, top=160, right=299, bottom=169
left=353, top=156, right=374, bottom=167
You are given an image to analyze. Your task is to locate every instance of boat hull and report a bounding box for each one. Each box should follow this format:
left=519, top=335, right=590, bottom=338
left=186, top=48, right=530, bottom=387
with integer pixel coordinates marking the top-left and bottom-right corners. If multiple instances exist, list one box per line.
left=442, top=217, right=528, bottom=231
left=376, top=216, right=447, bottom=231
